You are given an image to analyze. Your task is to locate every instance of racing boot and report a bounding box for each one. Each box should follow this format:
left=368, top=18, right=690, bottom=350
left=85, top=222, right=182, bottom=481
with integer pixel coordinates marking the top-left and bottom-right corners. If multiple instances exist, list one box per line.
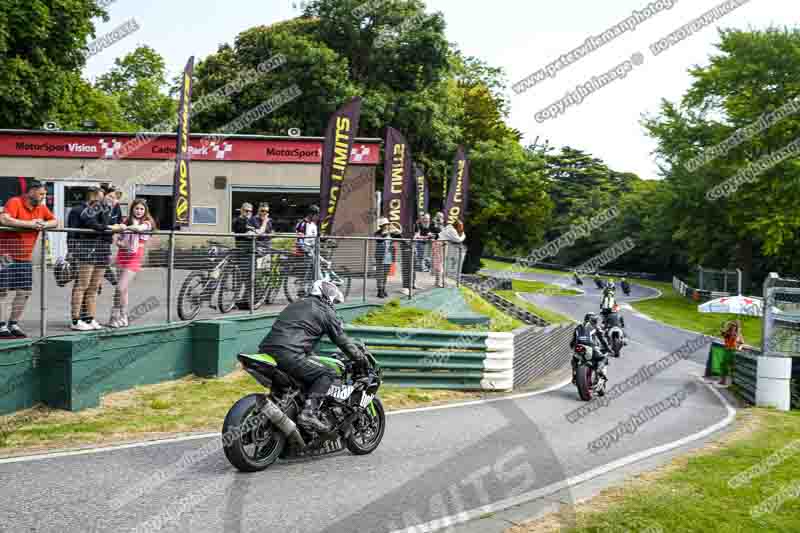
left=297, top=396, right=331, bottom=434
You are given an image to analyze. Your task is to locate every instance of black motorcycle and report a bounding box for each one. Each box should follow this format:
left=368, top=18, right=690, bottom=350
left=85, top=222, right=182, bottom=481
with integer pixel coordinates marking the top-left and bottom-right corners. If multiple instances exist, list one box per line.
left=571, top=326, right=608, bottom=401
left=621, top=280, right=631, bottom=295
left=223, top=342, right=385, bottom=472
left=601, top=312, right=626, bottom=358
left=573, top=271, right=583, bottom=286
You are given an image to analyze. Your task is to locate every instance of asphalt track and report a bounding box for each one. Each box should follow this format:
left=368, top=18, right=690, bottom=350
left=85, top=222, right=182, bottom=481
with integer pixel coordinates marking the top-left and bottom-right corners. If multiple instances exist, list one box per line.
left=0, top=272, right=733, bottom=533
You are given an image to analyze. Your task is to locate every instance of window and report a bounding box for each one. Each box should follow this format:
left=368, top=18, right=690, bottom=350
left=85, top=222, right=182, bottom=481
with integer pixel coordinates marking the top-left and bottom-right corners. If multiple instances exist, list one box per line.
left=192, top=206, right=217, bottom=225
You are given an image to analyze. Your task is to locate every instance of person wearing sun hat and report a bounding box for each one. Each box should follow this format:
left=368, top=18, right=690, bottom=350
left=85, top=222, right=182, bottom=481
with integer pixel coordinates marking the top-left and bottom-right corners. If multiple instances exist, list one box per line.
left=373, top=217, right=396, bottom=298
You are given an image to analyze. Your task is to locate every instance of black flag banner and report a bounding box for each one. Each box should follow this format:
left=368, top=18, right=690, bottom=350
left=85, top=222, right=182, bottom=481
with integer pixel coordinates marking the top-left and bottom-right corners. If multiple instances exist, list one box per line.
left=382, top=127, right=414, bottom=237
left=414, top=164, right=428, bottom=218
left=319, top=97, right=362, bottom=236
left=172, top=56, right=194, bottom=228
left=443, top=145, right=470, bottom=225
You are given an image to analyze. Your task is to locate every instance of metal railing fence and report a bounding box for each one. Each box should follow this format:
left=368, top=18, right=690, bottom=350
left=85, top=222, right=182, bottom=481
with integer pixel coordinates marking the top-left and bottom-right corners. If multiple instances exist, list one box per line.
left=0, top=227, right=464, bottom=340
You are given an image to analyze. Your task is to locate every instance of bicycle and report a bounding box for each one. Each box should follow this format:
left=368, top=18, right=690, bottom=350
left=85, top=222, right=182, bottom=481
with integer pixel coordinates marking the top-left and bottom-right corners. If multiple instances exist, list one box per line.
left=176, top=242, right=243, bottom=321
left=235, top=245, right=289, bottom=311
left=283, top=240, right=352, bottom=302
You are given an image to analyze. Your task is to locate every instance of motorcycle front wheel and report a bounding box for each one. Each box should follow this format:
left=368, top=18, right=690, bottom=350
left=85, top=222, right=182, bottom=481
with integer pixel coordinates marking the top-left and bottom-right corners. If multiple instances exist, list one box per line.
left=223, top=394, right=286, bottom=472
left=346, top=397, right=386, bottom=455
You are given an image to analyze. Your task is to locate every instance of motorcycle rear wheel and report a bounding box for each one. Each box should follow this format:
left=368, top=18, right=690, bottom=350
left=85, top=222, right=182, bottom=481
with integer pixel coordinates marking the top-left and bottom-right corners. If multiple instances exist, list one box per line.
left=612, top=335, right=623, bottom=358
left=346, top=397, right=386, bottom=455
left=223, top=394, right=286, bottom=472
left=576, top=366, right=594, bottom=402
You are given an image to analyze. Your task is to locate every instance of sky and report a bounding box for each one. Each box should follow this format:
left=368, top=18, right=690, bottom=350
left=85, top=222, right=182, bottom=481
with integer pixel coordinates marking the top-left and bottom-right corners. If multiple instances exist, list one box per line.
left=83, top=0, right=797, bottom=181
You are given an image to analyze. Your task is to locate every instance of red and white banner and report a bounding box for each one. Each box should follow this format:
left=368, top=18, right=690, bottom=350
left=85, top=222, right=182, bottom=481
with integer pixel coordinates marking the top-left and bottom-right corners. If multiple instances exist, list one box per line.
left=0, top=133, right=380, bottom=165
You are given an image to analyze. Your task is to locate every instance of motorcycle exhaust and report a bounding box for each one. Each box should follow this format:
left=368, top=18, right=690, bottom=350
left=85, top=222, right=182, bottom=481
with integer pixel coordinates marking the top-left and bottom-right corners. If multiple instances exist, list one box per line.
left=260, top=398, right=306, bottom=449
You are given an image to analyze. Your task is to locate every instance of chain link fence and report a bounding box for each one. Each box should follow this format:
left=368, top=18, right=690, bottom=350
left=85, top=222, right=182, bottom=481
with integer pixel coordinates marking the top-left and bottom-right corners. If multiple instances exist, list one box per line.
left=0, top=228, right=464, bottom=340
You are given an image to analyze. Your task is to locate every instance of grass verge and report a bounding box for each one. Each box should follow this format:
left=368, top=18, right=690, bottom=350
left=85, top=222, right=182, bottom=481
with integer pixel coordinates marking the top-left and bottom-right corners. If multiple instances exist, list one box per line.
left=480, top=258, right=569, bottom=277
left=0, top=372, right=490, bottom=455
left=506, top=408, right=800, bottom=532
left=460, top=286, right=525, bottom=332
left=352, top=298, right=467, bottom=331
left=630, top=281, right=763, bottom=347
left=495, top=290, right=575, bottom=325
left=511, top=278, right=581, bottom=297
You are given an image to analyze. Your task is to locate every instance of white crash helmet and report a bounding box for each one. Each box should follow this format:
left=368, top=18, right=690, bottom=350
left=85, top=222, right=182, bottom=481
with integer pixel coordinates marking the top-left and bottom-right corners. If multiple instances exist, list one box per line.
left=310, top=279, right=344, bottom=306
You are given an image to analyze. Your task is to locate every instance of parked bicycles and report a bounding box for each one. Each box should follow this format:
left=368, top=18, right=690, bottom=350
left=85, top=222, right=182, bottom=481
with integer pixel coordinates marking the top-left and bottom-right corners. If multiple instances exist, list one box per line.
left=177, top=242, right=243, bottom=321
left=234, top=245, right=289, bottom=311
left=283, top=240, right=351, bottom=302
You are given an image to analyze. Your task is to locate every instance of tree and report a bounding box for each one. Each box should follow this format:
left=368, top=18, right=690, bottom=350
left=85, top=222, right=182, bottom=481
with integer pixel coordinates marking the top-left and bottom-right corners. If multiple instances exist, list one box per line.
left=48, top=72, right=135, bottom=131
left=0, top=0, right=107, bottom=128
left=643, top=27, right=800, bottom=288
left=95, top=46, right=176, bottom=130
left=462, top=139, right=553, bottom=272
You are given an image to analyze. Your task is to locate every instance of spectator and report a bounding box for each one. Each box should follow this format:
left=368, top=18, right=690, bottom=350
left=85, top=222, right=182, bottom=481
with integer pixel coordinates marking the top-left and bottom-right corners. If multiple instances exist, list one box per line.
left=414, top=213, right=433, bottom=276
left=67, top=187, right=126, bottom=331
left=431, top=212, right=445, bottom=287
left=718, top=320, right=744, bottom=386
left=294, top=205, right=320, bottom=295
left=438, top=219, right=466, bottom=287
left=250, top=202, right=274, bottom=242
left=108, top=199, right=155, bottom=328
left=373, top=217, right=395, bottom=298
left=0, top=181, right=57, bottom=338
left=232, top=202, right=256, bottom=307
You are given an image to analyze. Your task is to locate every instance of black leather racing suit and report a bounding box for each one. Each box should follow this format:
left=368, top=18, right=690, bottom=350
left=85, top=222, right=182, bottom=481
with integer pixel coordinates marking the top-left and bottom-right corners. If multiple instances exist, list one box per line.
left=258, top=296, right=363, bottom=398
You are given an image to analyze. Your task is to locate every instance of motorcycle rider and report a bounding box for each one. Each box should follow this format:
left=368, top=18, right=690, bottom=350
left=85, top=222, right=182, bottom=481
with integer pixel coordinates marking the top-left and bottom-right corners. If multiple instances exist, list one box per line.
left=570, top=312, right=610, bottom=384
left=620, top=277, right=631, bottom=294
left=600, top=281, right=616, bottom=312
left=257, top=279, right=368, bottom=433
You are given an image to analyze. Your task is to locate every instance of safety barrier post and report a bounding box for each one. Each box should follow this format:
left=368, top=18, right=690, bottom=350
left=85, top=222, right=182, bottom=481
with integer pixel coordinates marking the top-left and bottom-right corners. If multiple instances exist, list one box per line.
left=362, top=238, right=368, bottom=302
left=40, top=230, right=47, bottom=338
left=313, top=235, right=321, bottom=284
left=457, top=246, right=463, bottom=287
left=409, top=239, right=415, bottom=300
left=166, top=232, right=175, bottom=323
left=250, top=236, right=256, bottom=314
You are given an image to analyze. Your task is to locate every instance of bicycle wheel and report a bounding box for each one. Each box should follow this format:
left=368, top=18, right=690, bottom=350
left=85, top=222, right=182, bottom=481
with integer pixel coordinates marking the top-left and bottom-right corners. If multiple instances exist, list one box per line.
left=334, top=266, right=352, bottom=300
left=263, top=257, right=285, bottom=305
left=177, top=271, right=207, bottom=321
left=283, top=257, right=310, bottom=303
left=218, top=263, right=243, bottom=313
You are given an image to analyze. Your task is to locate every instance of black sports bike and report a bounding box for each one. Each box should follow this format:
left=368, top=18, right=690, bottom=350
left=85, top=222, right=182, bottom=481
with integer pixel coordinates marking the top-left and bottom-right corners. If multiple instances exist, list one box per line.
left=222, top=342, right=385, bottom=472
left=571, top=325, right=609, bottom=401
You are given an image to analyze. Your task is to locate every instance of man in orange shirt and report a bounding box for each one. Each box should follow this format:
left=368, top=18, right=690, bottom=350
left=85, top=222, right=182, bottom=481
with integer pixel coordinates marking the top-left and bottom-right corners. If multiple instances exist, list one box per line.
left=0, top=181, right=57, bottom=338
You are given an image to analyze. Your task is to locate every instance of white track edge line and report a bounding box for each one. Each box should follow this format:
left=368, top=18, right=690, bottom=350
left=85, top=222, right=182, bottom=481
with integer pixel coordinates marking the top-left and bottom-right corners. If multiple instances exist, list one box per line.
left=389, top=377, right=737, bottom=533
left=0, top=378, right=574, bottom=464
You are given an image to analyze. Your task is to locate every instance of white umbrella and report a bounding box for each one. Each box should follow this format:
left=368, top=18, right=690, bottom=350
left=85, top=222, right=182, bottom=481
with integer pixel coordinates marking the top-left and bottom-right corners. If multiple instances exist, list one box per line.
left=697, top=295, right=763, bottom=316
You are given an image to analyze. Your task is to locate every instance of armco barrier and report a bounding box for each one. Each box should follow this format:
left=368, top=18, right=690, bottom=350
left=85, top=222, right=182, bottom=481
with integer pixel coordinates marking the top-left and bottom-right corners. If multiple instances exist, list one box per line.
left=317, top=326, right=515, bottom=391
left=483, top=256, right=662, bottom=280
left=461, top=275, right=548, bottom=326
left=733, top=349, right=758, bottom=405
left=513, top=323, right=575, bottom=388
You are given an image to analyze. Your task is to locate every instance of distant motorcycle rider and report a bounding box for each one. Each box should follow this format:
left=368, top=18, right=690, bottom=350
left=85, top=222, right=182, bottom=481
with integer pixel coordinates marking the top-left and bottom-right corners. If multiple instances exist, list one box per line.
left=600, top=281, right=616, bottom=313
left=620, top=277, right=631, bottom=295
left=258, top=279, right=367, bottom=433
left=570, top=312, right=610, bottom=383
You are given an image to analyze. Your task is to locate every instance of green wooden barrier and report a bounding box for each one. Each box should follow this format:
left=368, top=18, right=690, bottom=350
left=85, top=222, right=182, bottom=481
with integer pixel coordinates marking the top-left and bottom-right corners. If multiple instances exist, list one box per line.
left=0, top=340, right=40, bottom=416
left=39, top=323, right=194, bottom=411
